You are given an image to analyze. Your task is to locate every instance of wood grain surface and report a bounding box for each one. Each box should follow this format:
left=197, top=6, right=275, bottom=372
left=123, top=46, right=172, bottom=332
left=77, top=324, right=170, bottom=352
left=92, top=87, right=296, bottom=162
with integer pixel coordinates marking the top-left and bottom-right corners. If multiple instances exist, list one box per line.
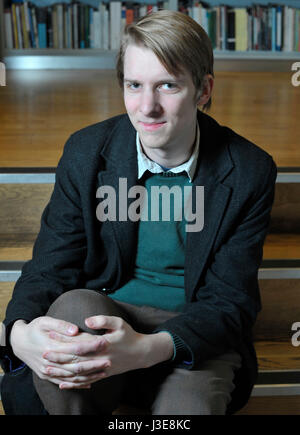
left=0, top=70, right=299, bottom=168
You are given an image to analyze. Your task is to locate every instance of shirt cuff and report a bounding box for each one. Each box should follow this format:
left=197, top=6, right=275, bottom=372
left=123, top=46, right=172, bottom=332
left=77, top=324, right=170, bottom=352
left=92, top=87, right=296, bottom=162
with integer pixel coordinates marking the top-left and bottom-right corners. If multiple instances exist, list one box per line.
left=158, top=330, right=193, bottom=367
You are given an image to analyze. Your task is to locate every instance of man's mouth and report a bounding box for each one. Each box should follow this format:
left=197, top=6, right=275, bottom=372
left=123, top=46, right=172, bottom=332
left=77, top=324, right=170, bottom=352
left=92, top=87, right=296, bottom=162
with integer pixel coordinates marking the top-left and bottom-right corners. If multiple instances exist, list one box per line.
left=139, top=121, right=166, bottom=131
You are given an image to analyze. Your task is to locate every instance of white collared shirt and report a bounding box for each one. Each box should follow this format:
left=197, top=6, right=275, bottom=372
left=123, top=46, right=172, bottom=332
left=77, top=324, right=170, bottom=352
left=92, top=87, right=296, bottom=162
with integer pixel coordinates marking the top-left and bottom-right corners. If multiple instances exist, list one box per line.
left=136, top=122, right=200, bottom=182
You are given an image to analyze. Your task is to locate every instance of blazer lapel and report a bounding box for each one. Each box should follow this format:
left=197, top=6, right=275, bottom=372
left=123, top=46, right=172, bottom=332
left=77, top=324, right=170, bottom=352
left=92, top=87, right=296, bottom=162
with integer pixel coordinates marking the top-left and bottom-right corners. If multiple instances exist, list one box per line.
left=97, top=116, right=140, bottom=275
left=184, top=112, right=234, bottom=301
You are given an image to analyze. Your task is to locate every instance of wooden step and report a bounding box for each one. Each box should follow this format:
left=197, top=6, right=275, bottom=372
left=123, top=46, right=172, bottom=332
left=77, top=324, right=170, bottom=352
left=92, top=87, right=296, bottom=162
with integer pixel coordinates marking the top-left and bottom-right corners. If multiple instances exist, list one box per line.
left=236, top=395, right=300, bottom=415
left=0, top=233, right=299, bottom=263
left=0, top=183, right=53, bottom=239
left=263, top=233, right=300, bottom=260
left=0, top=172, right=299, bottom=262
left=254, top=277, right=300, bottom=342
left=270, top=182, right=300, bottom=233
left=0, top=235, right=34, bottom=262
left=254, top=341, right=300, bottom=371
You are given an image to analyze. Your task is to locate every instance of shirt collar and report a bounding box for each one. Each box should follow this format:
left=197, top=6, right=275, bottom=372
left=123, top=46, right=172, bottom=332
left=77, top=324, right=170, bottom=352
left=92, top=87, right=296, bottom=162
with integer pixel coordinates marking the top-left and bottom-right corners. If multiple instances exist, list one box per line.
left=136, top=122, right=200, bottom=182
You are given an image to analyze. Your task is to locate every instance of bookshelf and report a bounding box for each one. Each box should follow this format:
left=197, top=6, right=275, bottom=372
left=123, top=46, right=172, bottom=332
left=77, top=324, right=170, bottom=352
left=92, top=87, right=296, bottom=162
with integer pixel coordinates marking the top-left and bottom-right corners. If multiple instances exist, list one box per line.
left=1, top=0, right=300, bottom=71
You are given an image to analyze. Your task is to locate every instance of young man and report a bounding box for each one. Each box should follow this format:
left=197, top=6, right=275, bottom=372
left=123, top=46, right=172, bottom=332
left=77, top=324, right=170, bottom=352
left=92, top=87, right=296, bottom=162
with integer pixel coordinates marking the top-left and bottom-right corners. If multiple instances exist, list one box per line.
left=0, top=11, right=276, bottom=415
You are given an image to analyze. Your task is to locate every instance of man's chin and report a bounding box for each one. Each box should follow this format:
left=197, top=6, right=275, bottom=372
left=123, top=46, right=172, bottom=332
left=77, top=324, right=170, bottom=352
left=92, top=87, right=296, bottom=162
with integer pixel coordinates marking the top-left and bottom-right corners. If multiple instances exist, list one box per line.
left=139, top=138, right=169, bottom=150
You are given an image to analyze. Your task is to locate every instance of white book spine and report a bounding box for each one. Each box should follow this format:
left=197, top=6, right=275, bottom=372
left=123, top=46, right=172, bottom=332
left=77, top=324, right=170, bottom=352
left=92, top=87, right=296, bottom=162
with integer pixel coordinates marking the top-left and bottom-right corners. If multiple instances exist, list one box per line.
left=109, top=1, right=121, bottom=50
left=192, top=4, right=199, bottom=24
left=93, top=10, right=101, bottom=49
left=57, top=4, right=64, bottom=49
left=168, top=0, right=178, bottom=12
left=4, top=11, right=14, bottom=49
left=140, top=5, right=147, bottom=17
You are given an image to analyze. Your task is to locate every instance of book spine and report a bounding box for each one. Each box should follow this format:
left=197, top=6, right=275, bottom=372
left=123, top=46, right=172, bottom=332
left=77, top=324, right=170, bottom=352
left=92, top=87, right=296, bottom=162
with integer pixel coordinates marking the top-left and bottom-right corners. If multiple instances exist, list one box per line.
left=4, top=9, right=14, bottom=49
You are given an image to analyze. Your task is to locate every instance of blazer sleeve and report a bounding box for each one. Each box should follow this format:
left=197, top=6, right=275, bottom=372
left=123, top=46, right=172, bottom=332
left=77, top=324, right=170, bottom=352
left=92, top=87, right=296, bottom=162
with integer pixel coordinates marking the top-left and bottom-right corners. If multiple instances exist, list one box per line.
left=154, top=156, right=277, bottom=369
left=0, top=134, right=87, bottom=370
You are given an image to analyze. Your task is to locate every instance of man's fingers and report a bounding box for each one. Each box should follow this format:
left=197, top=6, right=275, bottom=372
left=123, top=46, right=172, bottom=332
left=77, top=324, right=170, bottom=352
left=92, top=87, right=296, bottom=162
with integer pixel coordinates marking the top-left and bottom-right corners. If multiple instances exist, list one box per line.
left=44, top=349, right=104, bottom=365
left=43, top=350, right=82, bottom=364
left=39, top=316, right=78, bottom=336
left=85, top=315, right=123, bottom=331
left=45, top=358, right=110, bottom=377
left=59, top=371, right=107, bottom=390
left=45, top=365, right=75, bottom=378
left=48, top=330, right=96, bottom=344
left=44, top=335, right=106, bottom=357
left=41, top=369, right=107, bottom=389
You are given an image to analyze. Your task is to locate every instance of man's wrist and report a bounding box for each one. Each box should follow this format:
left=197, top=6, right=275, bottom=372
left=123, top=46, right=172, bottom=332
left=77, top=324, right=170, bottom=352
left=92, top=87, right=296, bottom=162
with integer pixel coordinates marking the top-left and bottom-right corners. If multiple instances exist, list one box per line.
left=142, top=331, right=174, bottom=368
left=10, top=319, right=27, bottom=352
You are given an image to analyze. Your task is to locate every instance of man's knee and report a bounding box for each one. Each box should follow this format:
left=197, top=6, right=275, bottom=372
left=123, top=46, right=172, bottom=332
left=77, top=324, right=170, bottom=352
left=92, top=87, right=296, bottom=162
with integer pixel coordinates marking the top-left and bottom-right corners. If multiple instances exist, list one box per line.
left=46, top=289, right=125, bottom=333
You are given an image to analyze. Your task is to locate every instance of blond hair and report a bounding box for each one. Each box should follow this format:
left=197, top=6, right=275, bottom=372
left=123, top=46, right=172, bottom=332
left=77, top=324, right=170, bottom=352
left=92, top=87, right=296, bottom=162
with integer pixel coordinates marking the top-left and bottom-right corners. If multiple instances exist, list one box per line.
left=116, top=10, right=214, bottom=110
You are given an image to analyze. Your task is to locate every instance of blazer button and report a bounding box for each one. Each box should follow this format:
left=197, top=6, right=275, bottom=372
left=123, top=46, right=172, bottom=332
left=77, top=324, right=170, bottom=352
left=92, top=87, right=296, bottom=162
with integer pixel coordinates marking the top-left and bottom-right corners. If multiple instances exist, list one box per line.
left=102, top=287, right=110, bottom=292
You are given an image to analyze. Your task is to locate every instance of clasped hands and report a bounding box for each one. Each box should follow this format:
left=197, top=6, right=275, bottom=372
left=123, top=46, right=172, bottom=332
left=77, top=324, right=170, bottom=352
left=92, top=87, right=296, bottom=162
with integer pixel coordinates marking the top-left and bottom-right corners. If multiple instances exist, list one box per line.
left=10, top=315, right=173, bottom=390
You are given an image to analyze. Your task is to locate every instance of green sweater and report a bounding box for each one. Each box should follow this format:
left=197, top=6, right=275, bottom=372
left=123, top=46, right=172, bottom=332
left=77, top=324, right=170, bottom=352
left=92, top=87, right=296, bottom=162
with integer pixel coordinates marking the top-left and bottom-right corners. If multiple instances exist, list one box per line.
left=111, top=171, right=191, bottom=312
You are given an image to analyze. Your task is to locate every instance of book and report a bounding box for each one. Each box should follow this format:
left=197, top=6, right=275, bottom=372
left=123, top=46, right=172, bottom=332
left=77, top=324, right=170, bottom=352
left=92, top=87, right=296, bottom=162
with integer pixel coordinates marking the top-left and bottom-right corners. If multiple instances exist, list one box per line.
left=11, top=4, right=19, bottom=49
left=52, top=5, right=58, bottom=48
left=235, top=8, right=247, bottom=51
left=227, top=7, right=235, bottom=50
left=110, top=1, right=121, bottom=50
left=276, top=5, right=282, bottom=51
left=168, top=0, right=178, bottom=12
left=47, top=6, right=53, bottom=47
left=208, top=8, right=216, bottom=49
left=21, top=2, right=30, bottom=48
left=57, top=4, right=64, bottom=49
left=4, top=8, right=14, bottom=49
left=92, top=9, right=101, bottom=48
left=36, top=7, right=47, bottom=48
left=102, top=3, right=109, bottom=50
left=220, top=5, right=226, bottom=51
left=73, top=3, right=78, bottom=49
left=31, top=6, right=39, bottom=48
left=15, top=4, right=24, bottom=49
left=126, top=3, right=134, bottom=25
left=28, top=3, right=36, bottom=48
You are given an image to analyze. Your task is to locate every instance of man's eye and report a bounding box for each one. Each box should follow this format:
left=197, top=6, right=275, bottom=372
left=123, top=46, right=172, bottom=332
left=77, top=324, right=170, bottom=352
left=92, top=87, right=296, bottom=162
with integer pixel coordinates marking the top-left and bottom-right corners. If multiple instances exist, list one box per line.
left=127, top=82, right=140, bottom=90
left=160, top=83, right=177, bottom=91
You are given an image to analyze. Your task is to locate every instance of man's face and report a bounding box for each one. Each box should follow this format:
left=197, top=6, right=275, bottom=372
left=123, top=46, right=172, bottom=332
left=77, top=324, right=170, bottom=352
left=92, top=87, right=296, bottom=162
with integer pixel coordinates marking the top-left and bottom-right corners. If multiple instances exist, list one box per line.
left=123, top=44, right=200, bottom=159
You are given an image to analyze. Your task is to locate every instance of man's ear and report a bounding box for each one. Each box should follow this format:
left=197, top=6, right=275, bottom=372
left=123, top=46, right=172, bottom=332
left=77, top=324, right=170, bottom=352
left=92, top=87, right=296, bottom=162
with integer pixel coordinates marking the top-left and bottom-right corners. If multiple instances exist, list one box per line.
left=196, top=74, right=214, bottom=106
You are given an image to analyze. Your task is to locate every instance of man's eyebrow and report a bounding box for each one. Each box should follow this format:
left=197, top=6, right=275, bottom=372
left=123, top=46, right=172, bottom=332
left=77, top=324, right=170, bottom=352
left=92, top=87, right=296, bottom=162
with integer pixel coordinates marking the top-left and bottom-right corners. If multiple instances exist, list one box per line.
left=123, top=77, right=184, bottom=84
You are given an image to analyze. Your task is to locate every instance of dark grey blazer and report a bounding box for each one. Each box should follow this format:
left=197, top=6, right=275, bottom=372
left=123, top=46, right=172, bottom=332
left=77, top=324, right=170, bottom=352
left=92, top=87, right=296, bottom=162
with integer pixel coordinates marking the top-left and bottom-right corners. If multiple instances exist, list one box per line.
left=1, top=111, right=277, bottom=413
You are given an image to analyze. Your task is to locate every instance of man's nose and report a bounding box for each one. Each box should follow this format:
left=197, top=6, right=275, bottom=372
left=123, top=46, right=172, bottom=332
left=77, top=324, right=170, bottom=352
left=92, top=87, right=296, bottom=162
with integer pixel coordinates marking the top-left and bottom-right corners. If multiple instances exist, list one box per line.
left=139, top=90, right=162, bottom=116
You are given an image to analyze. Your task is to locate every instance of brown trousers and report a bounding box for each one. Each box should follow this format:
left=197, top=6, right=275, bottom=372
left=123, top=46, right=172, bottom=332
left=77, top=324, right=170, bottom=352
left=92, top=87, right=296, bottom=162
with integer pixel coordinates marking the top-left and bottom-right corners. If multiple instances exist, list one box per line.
left=33, top=289, right=241, bottom=415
